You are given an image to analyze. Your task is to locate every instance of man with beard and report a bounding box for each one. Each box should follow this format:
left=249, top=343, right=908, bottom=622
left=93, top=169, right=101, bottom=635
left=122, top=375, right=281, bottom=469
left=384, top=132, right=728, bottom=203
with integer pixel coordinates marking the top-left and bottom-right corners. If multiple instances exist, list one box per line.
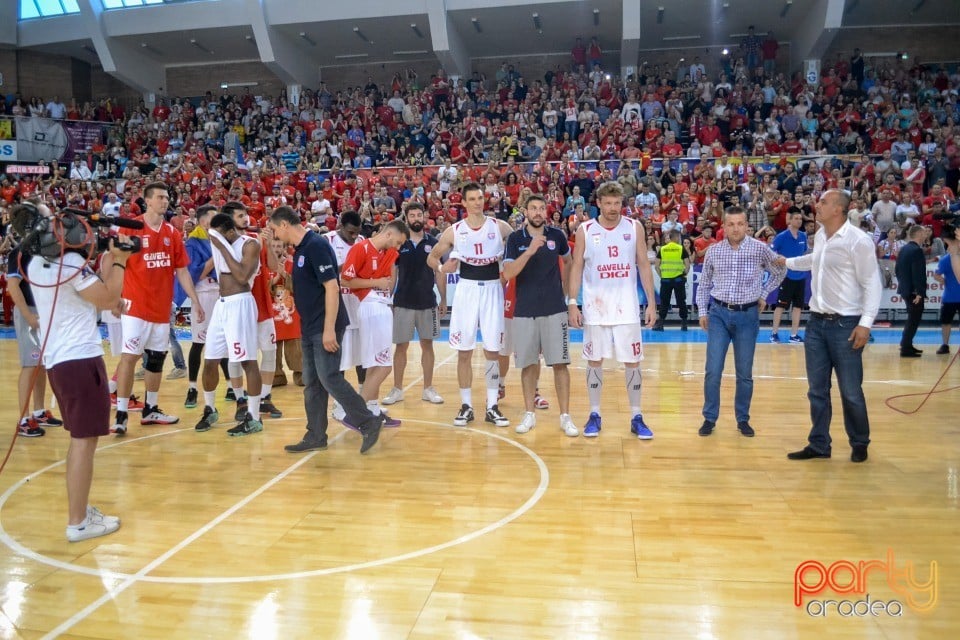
left=381, top=203, right=447, bottom=406
left=502, top=195, right=578, bottom=436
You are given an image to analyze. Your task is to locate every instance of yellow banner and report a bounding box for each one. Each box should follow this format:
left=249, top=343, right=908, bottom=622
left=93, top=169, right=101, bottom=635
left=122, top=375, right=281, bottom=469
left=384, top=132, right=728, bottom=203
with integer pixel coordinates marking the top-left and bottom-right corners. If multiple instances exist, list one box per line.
left=0, top=120, right=12, bottom=140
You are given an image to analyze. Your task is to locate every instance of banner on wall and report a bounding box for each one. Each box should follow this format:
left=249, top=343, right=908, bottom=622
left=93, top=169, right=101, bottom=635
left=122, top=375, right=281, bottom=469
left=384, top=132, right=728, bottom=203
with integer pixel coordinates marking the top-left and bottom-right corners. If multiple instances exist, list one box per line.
left=13, top=117, right=108, bottom=163
left=0, top=140, right=16, bottom=162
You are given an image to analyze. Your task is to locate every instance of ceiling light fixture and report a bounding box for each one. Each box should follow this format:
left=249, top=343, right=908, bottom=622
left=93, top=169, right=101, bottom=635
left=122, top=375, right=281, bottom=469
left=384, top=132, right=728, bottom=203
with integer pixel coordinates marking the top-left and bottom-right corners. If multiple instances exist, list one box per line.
left=334, top=53, right=369, bottom=60
left=190, top=39, right=213, bottom=54
left=299, top=32, right=316, bottom=46
left=593, top=8, right=600, bottom=26
left=657, top=6, right=664, bottom=24
left=532, top=13, right=542, bottom=30
left=471, top=17, right=482, bottom=33
left=780, top=0, right=793, bottom=18
left=410, top=23, right=424, bottom=38
left=353, top=27, right=370, bottom=43
left=662, top=34, right=702, bottom=41
left=393, top=50, right=429, bottom=55
left=140, top=42, right=162, bottom=55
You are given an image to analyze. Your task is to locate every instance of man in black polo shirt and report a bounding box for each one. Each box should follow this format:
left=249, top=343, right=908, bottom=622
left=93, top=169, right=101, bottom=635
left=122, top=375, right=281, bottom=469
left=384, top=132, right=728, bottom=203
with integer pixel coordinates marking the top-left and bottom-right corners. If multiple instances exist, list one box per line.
left=264, top=206, right=383, bottom=454
left=381, top=203, right=448, bottom=406
left=502, top=195, right=578, bottom=437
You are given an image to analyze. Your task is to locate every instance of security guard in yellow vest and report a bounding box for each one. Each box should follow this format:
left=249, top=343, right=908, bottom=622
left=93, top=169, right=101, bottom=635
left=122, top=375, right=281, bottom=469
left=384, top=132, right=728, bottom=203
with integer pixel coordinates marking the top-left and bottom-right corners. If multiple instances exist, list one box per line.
left=654, top=229, right=691, bottom=331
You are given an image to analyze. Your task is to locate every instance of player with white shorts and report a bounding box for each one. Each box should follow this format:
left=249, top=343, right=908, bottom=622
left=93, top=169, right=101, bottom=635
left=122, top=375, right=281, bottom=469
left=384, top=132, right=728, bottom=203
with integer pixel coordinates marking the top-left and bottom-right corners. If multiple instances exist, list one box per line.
left=340, top=221, right=409, bottom=428
left=567, top=181, right=658, bottom=439
left=428, top=182, right=515, bottom=428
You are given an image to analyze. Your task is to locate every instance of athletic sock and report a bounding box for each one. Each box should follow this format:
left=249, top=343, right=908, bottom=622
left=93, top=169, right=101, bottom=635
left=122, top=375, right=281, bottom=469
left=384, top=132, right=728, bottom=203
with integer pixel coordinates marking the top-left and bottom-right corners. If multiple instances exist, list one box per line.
left=247, top=395, right=261, bottom=420
left=108, top=379, right=118, bottom=394
left=117, top=396, right=129, bottom=412
left=485, top=360, right=500, bottom=409
left=260, top=383, right=272, bottom=398
left=625, top=368, right=642, bottom=416
left=232, top=385, right=246, bottom=400
left=145, top=391, right=158, bottom=407
left=587, top=366, right=603, bottom=414
left=203, top=391, right=216, bottom=409
left=460, top=388, right=472, bottom=407
left=366, top=400, right=382, bottom=416
left=188, top=381, right=197, bottom=391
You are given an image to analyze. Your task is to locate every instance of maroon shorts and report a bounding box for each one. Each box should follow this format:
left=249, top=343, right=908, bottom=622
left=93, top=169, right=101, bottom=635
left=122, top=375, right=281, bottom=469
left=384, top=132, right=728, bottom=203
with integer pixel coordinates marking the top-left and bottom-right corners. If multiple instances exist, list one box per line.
left=46, top=357, right=111, bottom=439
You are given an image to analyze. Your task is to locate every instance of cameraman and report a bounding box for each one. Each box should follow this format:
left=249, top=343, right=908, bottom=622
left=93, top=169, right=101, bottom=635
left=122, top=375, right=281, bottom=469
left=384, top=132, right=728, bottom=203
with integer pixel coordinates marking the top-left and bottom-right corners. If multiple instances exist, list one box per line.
left=18, top=203, right=133, bottom=542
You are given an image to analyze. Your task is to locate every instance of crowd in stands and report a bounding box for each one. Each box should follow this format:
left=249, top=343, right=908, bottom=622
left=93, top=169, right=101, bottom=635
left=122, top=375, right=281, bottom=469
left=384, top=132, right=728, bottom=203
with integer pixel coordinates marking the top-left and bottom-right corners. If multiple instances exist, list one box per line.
left=2, top=38, right=960, bottom=287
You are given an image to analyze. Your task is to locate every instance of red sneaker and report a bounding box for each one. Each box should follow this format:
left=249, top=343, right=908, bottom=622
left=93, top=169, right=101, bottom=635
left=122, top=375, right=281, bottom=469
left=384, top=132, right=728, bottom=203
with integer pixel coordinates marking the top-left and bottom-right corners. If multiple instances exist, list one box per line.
left=18, top=418, right=45, bottom=438
left=110, top=393, right=144, bottom=412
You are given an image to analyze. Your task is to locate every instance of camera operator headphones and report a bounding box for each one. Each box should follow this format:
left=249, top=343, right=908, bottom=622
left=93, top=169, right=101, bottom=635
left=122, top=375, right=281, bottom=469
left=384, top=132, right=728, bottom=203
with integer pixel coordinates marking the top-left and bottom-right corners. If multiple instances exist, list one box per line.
left=11, top=202, right=97, bottom=259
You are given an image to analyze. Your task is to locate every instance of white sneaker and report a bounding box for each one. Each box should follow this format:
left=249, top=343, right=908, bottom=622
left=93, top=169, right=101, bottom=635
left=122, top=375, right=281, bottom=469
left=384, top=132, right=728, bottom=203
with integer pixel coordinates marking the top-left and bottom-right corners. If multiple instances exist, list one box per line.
left=515, top=411, right=536, bottom=434
left=560, top=414, right=579, bottom=437
left=66, top=514, right=120, bottom=542
left=87, top=505, right=120, bottom=527
left=382, top=387, right=404, bottom=405
left=331, top=402, right=346, bottom=422
left=421, top=387, right=444, bottom=404
left=166, top=367, right=187, bottom=380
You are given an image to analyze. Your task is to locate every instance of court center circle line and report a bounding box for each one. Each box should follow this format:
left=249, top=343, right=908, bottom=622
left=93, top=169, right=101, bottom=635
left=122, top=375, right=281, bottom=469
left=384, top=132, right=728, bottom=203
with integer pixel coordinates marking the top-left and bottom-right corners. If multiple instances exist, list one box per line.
left=0, top=420, right=549, bottom=584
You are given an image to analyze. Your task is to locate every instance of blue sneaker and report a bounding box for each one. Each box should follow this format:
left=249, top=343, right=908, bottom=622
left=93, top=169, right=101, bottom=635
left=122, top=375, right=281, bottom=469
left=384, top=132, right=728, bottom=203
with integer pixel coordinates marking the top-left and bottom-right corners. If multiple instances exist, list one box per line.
left=789, top=335, right=804, bottom=344
left=583, top=412, right=602, bottom=437
left=631, top=414, right=654, bottom=440
left=769, top=333, right=781, bottom=343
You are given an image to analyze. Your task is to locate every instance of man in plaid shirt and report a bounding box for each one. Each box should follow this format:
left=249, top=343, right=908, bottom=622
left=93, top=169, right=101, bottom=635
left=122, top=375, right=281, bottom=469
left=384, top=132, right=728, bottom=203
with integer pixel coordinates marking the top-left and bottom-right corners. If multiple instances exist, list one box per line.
left=696, top=206, right=785, bottom=438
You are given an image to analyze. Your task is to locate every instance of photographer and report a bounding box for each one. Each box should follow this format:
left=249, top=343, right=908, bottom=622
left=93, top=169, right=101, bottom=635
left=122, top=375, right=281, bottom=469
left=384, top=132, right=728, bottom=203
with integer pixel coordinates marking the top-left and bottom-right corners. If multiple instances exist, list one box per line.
left=15, top=203, right=133, bottom=542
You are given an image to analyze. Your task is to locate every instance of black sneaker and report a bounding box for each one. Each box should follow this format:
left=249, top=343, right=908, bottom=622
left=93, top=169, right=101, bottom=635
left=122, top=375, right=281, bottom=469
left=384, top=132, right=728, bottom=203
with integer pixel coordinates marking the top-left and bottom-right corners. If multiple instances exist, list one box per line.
left=937, top=344, right=950, bottom=355
left=195, top=406, right=219, bottom=432
left=698, top=420, right=715, bottom=436
left=184, top=388, right=198, bottom=409
left=111, top=411, right=128, bottom=436
left=225, top=388, right=236, bottom=402
left=285, top=438, right=328, bottom=453
left=17, top=418, right=45, bottom=438
left=485, top=404, right=509, bottom=427
left=36, top=410, right=63, bottom=427
left=737, top=421, right=755, bottom=437
left=234, top=398, right=248, bottom=422
left=227, top=413, right=263, bottom=437
left=453, top=404, right=474, bottom=426
left=260, top=394, right=283, bottom=418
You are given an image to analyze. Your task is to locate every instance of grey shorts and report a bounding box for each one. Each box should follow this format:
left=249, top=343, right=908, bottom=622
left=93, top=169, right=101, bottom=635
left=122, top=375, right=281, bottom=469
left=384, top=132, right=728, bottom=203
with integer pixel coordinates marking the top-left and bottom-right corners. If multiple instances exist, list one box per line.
left=513, top=312, right=571, bottom=369
left=393, top=306, right=440, bottom=344
left=13, top=306, right=41, bottom=368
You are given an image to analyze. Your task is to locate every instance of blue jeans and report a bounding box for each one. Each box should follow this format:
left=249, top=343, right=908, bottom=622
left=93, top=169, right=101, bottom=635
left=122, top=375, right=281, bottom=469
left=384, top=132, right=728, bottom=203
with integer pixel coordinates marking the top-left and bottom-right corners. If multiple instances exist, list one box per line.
left=803, top=315, right=871, bottom=454
left=564, top=120, right=579, bottom=141
left=300, top=330, right=380, bottom=444
left=702, top=304, right=759, bottom=423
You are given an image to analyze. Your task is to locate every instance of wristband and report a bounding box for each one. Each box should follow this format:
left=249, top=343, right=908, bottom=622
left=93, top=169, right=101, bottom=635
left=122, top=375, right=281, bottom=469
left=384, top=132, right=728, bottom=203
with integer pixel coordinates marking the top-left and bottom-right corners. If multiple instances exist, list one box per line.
left=566, top=297, right=578, bottom=306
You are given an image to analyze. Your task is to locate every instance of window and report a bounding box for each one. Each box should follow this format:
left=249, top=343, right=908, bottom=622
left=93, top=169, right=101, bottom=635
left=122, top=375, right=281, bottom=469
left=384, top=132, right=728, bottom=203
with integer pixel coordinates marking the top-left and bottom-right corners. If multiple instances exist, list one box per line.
left=19, top=0, right=80, bottom=19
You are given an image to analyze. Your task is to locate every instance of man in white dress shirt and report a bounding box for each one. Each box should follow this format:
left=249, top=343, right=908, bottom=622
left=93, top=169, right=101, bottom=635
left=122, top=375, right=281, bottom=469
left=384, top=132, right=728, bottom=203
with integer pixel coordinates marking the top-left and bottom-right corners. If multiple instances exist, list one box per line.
left=778, top=190, right=882, bottom=463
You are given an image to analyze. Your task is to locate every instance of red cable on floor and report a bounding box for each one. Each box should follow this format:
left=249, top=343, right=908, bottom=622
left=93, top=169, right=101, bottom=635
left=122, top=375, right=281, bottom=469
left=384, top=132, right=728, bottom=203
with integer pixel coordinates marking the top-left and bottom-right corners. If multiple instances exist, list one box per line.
left=884, top=348, right=960, bottom=415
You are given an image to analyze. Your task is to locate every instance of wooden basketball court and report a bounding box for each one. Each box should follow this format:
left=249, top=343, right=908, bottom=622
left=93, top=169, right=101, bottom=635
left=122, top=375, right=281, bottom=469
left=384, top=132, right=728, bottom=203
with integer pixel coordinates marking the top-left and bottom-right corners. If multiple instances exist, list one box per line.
left=0, top=337, right=957, bottom=638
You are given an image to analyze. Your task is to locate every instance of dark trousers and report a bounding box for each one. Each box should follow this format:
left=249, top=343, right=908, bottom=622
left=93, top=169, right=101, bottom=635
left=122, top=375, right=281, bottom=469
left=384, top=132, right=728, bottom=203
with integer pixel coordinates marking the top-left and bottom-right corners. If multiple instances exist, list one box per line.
left=658, top=277, right=688, bottom=321
left=804, top=315, right=870, bottom=453
left=900, top=298, right=924, bottom=351
left=300, top=330, right=379, bottom=445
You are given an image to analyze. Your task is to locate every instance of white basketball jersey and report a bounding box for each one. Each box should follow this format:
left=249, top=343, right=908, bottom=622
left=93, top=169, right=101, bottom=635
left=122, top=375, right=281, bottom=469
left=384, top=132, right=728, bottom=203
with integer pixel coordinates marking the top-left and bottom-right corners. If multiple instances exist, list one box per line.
left=211, top=233, right=258, bottom=287
left=452, top=217, right=503, bottom=275
left=580, top=217, right=641, bottom=325
left=325, top=230, right=362, bottom=327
